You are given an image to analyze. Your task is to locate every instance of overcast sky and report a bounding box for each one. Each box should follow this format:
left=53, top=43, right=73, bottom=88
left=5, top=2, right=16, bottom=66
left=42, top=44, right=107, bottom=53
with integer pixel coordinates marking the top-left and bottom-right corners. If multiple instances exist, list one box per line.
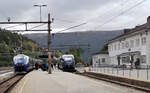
left=0, top=0, right=150, bottom=33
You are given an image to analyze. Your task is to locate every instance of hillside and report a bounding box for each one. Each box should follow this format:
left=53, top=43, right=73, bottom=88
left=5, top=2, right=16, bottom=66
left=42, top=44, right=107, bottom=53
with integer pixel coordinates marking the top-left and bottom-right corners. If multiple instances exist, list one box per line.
left=0, top=30, right=41, bottom=66
left=25, top=30, right=123, bottom=62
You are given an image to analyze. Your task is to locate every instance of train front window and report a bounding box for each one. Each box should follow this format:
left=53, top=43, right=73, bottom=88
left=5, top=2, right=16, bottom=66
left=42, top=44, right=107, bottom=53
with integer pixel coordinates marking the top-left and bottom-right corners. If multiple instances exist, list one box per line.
left=17, top=58, right=24, bottom=63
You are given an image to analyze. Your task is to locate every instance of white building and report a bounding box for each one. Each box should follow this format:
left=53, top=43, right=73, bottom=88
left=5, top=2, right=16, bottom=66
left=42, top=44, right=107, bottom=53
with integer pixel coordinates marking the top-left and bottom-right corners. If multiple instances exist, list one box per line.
left=108, top=16, right=150, bottom=66
left=92, top=51, right=109, bottom=67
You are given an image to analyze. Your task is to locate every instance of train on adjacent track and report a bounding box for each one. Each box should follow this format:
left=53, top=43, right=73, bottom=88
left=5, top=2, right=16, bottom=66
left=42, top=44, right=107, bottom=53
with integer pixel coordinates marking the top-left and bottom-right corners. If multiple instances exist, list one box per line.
left=58, top=54, right=76, bottom=71
left=13, top=54, right=37, bottom=73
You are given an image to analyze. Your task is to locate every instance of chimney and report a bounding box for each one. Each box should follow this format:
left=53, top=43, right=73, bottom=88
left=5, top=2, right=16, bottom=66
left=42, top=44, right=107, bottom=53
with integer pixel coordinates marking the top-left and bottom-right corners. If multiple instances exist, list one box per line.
left=147, top=16, right=150, bottom=24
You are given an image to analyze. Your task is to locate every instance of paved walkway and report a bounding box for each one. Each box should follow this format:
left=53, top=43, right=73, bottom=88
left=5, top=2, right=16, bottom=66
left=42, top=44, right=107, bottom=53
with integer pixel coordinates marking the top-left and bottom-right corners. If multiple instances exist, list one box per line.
left=10, top=69, right=147, bottom=93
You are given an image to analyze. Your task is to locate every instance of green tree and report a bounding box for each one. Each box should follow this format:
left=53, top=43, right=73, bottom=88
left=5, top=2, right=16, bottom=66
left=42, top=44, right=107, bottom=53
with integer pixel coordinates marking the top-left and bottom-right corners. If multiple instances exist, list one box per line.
left=0, top=41, right=10, bottom=53
left=100, top=44, right=108, bottom=52
left=67, top=47, right=85, bottom=64
left=54, top=51, right=62, bottom=58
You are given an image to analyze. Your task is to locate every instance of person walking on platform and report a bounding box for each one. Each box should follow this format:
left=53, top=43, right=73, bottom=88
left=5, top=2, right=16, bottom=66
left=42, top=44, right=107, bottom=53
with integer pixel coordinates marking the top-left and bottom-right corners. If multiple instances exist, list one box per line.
left=48, top=55, right=53, bottom=73
left=51, top=63, right=54, bottom=70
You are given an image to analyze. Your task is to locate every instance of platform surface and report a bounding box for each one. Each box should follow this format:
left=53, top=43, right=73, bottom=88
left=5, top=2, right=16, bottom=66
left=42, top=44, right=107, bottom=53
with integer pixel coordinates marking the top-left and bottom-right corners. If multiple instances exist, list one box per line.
left=10, top=69, right=147, bottom=93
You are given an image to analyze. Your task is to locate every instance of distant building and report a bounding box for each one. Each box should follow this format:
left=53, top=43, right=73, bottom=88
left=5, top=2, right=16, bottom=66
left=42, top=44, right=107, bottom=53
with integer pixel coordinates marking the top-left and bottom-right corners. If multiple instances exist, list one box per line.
left=92, top=51, right=109, bottom=67
left=108, top=16, right=150, bottom=66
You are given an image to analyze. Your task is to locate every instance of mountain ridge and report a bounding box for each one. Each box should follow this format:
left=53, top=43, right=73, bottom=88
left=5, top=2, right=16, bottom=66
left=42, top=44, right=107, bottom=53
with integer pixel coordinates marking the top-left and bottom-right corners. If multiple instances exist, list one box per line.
left=25, top=30, right=123, bottom=62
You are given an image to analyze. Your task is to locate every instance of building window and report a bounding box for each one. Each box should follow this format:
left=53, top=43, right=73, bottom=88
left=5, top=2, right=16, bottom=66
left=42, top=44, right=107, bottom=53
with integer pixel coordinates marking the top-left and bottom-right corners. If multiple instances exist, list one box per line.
left=111, top=45, right=113, bottom=51
left=130, top=40, right=134, bottom=48
left=108, top=45, right=111, bottom=51
left=114, top=44, right=117, bottom=50
left=141, top=55, right=146, bottom=63
left=99, top=59, right=101, bottom=66
left=122, top=56, right=130, bottom=63
left=102, top=58, right=105, bottom=63
left=122, top=42, right=125, bottom=49
left=118, top=43, right=120, bottom=50
left=136, top=38, right=140, bottom=46
left=125, top=41, right=129, bottom=48
left=141, top=37, right=146, bottom=45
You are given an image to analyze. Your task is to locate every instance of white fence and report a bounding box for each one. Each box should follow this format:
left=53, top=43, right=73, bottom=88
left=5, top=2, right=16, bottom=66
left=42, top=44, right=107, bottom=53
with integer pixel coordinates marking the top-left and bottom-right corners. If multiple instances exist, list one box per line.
left=78, top=66, right=150, bottom=81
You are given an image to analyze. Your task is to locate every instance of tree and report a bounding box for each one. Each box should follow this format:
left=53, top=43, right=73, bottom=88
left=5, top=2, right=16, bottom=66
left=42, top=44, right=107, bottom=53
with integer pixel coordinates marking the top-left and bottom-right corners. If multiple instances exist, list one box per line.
left=67, top=47, right=85, bottom=64
left=54, top=51, right=62, bottom=58
left=0, top=41, right=10, bottom=53
left=100, top=44, right=108, bottom=52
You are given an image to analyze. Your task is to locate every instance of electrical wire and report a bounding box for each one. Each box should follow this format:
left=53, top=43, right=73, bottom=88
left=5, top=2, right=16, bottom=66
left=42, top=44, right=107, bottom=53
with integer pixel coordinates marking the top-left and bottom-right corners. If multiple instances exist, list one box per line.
left=55, top=22, right=87, bottom=33
left=54, top=0, right=143, bottom=33
left=86, top=0, right=135, bottom=23
left=55, top=18, right=76, bottom=23
left=28, top=23, right=46, bottom=30
left=4, top=24, right=23, bottom=29
left=93, top=0, right=146, bottom=30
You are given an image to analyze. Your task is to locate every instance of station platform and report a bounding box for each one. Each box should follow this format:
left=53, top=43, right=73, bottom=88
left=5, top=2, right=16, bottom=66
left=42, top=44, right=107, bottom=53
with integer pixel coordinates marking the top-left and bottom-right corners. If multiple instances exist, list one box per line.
left=10, top=69, right=147, bottom=93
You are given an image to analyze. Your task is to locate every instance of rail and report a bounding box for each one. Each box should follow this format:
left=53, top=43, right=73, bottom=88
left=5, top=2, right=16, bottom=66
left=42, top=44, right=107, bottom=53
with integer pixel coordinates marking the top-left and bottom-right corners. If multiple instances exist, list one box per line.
left=0, top=74, right=25, bottom=93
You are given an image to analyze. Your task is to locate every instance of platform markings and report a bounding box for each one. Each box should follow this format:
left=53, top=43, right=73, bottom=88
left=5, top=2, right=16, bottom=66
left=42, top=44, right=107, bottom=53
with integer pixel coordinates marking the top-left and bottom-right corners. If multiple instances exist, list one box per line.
left=19, top=76, right=29, bottom=93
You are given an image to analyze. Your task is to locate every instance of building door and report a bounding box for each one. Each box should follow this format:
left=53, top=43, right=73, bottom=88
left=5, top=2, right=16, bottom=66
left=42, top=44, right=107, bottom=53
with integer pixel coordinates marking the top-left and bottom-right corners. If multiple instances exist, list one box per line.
left=117, top=56, right=120, bottom=65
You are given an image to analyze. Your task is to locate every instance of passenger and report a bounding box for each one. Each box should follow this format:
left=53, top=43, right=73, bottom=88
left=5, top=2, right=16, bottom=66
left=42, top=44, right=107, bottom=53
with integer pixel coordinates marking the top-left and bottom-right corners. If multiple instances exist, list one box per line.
left=45, top=62, right=49, bottom=70
left=54, top=63, right=56, bottom=69
left=135, top=58, right=140, bottom=69
left=51, top=64, right=54, bottom=70
left=48, top=55, right=54, bottom=73
left=35, top=63, right=39, bottom=70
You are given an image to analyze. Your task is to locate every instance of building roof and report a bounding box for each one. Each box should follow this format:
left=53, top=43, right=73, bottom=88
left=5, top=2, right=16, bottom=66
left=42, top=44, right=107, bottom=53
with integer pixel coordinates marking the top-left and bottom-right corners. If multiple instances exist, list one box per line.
left=92, top=51, right=108, bottom=56
left=108, top=16, right=150, bottom=44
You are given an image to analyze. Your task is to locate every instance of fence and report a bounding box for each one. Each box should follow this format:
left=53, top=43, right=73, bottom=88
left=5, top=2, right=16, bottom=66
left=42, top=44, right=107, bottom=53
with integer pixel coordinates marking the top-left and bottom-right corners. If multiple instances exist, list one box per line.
left=88, top=65, right=150, bottom=81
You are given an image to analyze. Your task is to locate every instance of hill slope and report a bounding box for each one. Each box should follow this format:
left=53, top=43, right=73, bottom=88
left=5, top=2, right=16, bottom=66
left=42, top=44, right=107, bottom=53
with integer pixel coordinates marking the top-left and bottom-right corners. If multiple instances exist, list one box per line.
left=0, top=30, right=41, bottom=66
left=25, top=30, right=123, bottom=62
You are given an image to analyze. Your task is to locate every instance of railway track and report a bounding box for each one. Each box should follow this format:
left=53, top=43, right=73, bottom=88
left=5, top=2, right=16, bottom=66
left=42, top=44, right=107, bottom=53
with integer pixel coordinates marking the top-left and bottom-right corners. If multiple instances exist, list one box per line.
left=0, top=74, right=25, bottom=93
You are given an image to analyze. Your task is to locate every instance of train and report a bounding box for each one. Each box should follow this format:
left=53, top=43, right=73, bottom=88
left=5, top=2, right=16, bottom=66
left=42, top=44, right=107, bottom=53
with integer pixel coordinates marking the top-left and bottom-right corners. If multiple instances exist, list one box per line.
left=58, top=54, right=75, bottom=71
left=13, top=54, right=34, bottom=73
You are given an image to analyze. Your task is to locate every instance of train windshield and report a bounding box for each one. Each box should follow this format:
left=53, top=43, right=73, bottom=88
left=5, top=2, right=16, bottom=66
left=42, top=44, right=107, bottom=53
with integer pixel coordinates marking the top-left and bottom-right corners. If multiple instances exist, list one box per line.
left=13, top=55, right=29, bottom=65
left=62, top=56, right=74, bottom=63
left=17, top=58, right=24, bottom=63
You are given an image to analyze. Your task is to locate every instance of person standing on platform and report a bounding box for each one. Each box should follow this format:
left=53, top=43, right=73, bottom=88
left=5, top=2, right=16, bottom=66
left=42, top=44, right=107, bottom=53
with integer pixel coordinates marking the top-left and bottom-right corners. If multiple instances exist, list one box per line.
left=35, top=62, right=39, bottom=70
left=48, top=55, right=53, bottom=73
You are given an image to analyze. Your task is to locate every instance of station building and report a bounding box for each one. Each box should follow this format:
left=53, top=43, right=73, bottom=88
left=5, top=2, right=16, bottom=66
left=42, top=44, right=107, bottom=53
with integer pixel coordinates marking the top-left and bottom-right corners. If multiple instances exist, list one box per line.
left=108, top=16, right=150, bottom=66
left=92, top=51, right=109, bottom=67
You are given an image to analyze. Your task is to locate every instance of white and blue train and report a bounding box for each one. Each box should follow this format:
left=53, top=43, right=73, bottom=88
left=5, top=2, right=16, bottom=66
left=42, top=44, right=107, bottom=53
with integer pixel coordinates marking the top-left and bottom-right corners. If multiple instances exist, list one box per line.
left=13, top=54, right=33, bottom=72
left=59, top=54, right=75, bottom=70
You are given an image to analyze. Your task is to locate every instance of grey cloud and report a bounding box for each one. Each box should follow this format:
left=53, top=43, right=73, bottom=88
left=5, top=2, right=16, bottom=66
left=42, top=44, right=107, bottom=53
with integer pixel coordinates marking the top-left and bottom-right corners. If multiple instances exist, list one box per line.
left=0, top=0, right=149, bottom=32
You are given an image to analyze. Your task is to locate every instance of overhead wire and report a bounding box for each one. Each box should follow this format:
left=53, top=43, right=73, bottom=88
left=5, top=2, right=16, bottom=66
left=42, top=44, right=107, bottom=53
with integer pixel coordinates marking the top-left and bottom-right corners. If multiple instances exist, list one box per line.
left=55, top=18, right=76, bottom=23
left=4, top=24, right=23, bottom=29
left=28, top=23, right=47, bottom=30
left=92, top=0, right=146, bottom=30
left=54, top=22, right=87, bottom=33
left=86, top=0, right=132, bottom=22
left=54, top=0, right=144, bottom=33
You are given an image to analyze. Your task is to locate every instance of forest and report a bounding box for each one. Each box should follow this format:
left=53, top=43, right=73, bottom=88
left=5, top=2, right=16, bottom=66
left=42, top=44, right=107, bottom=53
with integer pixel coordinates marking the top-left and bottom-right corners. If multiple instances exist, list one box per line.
left=0, top=29, right=41, bottom=67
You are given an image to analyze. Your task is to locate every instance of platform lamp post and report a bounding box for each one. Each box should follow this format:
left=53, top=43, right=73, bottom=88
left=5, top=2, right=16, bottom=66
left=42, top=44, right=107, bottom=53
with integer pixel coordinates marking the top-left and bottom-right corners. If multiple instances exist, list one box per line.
left=33, top=4, right=47, bottom=22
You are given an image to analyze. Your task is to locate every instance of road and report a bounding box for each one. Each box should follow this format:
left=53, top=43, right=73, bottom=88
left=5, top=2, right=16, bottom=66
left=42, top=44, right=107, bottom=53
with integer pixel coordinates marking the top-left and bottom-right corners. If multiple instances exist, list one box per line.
left=10, top=70, right=148, bottom=93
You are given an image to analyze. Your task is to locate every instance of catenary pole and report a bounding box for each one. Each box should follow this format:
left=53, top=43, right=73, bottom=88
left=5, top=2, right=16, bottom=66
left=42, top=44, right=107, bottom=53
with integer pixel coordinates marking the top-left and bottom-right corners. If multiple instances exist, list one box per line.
left=48, top=13, right=52, bottom=74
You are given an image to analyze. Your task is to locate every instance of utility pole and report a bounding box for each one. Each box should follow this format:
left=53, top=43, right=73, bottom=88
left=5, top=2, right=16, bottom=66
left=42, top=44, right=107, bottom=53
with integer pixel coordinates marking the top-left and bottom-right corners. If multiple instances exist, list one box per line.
left=48, top=13, right=54, bottom=74
left=88, top=43, right=90, bottom=65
